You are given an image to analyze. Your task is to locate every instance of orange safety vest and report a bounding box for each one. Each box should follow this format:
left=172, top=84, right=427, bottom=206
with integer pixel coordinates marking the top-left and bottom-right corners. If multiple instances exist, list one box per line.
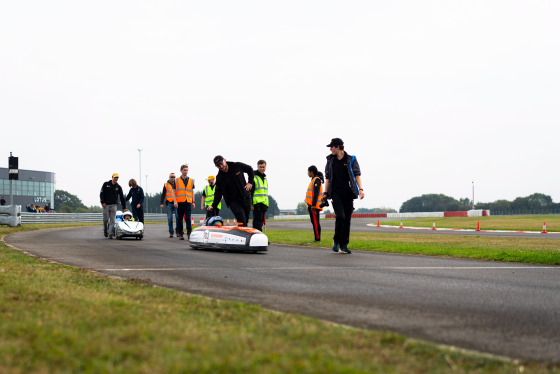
left=175, top=176, right=194, bottom=203
left=165, top=182, right=175, bottom=202
left=305, top=177, right=323, bottom=211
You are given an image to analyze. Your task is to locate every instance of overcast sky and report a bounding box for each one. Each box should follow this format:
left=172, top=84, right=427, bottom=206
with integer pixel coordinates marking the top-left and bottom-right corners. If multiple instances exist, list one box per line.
left=2, top=1, right=559, bottom=211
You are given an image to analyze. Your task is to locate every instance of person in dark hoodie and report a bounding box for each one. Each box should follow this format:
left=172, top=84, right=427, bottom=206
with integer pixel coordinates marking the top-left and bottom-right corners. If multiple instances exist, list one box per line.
left=322, top=138, right=365, bottom=254
left=251, top=160, right=268, bottom=232
left=100, top=173, right=127, bottom=239
left=125, top=178, right=145, bottom=223
left=209, top=155, right=254, bottom=227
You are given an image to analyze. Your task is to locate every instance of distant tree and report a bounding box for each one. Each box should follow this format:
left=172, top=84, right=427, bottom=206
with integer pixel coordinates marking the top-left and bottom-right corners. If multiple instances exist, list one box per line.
left=54, top=189, right=88, bottom=212
left=88, top=205, right=103, bottom=213
left=266, top=195, right=280, bottom=218
left=475, top=202, right=490, bottom=210
left=355, top=207, right=397, bottom=214
left=510, top=196, right=529, bottom=211
left=296, top=202, right=308, bottom=215
left=400, top=192, right=557, bottom=214
left=526, top=193, right=553, bottom=210
left=489, top=200, right=510, bottom=212
left=459, top=198, right=472, bottom=210
left=400, top=194, right=463, bottom=213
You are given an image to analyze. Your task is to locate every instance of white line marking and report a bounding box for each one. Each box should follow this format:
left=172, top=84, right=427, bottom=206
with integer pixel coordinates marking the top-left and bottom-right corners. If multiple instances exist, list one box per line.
left=102, top=266, right=558, bottom=271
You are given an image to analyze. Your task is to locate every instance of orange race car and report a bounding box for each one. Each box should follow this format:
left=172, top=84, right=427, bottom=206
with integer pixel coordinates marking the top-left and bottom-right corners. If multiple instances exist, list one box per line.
left=188, top=216, right=268, bottom=253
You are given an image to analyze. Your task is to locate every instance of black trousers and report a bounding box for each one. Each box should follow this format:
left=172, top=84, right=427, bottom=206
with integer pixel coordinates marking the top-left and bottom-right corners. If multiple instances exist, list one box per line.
left=308, top=206, right=321, bottom=241
left=331, top=191, right=354, bottom=246
left=176, top=202, right=193, bottom=235
left=252, top=203, right=268, bottom=232
left=131, top=204, right=144, bottom=223
left=229, top=198, right=251, bottom=227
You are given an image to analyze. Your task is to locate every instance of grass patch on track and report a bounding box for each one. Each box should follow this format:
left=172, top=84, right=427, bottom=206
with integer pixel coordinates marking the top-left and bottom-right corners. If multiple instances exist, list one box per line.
left=383, top=215, right=560, bottom=232
left=1, top=225, right=559, bottom=373
left=267, top=230, right=560, bottom=265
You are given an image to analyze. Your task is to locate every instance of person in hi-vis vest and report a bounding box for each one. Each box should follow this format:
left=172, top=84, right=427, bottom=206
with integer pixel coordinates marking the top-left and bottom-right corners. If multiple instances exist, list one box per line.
left=160, top=173, right=178, bottom=238
left=251, top=160, right=268, bottom=232
left=306, top=165, right=323, bottom=242
left=174, top=164, right=195, bottom=240
left=201, top=175, right=221, bottom=219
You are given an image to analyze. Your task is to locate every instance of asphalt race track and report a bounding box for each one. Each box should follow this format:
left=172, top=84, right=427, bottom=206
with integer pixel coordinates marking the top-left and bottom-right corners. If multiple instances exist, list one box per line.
left=5, top=223, right=560, bottom=363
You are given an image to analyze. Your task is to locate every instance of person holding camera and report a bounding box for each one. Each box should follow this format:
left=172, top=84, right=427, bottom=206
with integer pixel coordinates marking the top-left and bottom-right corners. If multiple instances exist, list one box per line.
left=323, top=138, right=365, bottom=254
left=306, top=165, right=324, bottom=242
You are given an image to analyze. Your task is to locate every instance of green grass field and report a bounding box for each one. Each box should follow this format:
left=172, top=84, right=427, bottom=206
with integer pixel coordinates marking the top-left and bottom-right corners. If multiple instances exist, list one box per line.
left=1, top=222, right=559, bottom=372
left=382, top=215, right=560, bottom=232
left=267, top=229, right=560, bottom=265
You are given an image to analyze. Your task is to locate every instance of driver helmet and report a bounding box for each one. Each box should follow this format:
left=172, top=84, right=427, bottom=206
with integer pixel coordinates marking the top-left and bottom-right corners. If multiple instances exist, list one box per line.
left=122, top=211, right=133, bottom=220
left=207, top=216, right=223, bottom=226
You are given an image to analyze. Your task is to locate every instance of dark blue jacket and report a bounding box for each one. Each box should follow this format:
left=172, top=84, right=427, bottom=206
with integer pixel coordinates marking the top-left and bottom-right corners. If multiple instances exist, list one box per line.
left=324, top=151, right=361, bottom=199
left=126, top=186, right=145, bottom=206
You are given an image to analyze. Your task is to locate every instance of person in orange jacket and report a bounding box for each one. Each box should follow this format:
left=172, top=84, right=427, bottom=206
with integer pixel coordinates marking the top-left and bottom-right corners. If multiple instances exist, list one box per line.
left=306, top=165, right=324, bottom=242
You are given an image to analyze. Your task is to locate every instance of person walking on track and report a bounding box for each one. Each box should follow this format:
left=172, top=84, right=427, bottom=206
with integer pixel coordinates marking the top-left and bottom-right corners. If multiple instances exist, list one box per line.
left=175, top=164, right=195, bottom=240
left=306, top=165, right=323, bottom=243
left=160, top=173, right=178, bottom=238
left=252, top=160, right=268, bottom=232
left=100, top=173, right=127, bottom=239
left=323, top=138, right=365, bottom=254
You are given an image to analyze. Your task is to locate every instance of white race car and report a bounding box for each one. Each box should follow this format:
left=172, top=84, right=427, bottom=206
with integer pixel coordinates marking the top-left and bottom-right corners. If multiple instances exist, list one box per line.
left=115, top=211, right=144, bottom=240
left=189, top=216, right=268, bottom=252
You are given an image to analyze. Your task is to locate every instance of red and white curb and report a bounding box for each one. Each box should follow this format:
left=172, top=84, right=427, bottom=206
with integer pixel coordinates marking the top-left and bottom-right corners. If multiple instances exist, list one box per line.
left=367, top=224, right=560, bottom=235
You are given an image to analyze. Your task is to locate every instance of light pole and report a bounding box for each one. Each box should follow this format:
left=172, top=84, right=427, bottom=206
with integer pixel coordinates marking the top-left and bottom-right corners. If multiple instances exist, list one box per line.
left=137, top=149, right=142, bottom=186
left=472, top=181, right=475, bottom=210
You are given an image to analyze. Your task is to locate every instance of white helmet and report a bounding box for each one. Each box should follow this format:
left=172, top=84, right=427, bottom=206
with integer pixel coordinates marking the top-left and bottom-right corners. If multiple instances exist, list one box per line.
left=122, top=211, right=133, bottom=220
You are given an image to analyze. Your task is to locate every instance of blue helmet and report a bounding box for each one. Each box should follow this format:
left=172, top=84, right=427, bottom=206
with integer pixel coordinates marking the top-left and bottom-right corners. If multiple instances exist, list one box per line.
left=207, top=216, right=224, bottom=226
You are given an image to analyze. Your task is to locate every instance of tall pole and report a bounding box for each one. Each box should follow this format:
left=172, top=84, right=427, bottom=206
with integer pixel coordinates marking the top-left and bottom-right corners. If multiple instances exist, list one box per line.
left=472, top=181, right=475, bottom=210
left=137, top=149, right=142, bottom=186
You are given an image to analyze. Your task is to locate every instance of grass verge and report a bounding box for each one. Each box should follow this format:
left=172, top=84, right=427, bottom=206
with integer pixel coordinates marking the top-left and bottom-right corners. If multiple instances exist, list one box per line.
left=267, top=229, right=560, bottom=265
left=1, top=225, right=559, bottom=373
left=382, top=215, right=560, bottom=232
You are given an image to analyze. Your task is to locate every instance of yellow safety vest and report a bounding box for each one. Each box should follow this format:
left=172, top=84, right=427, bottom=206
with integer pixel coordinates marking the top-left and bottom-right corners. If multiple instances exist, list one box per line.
left=204, top=184, right=221, bottom=209
left=253, top=175, right=269, bottom=206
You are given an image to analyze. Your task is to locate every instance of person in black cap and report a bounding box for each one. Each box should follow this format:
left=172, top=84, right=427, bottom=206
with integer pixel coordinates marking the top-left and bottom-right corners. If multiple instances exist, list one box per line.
left=209, top=155, right=255, bottom=226
left=100, top=173, right=127, bottom=239
left=323, top=138, right=365, bottom=254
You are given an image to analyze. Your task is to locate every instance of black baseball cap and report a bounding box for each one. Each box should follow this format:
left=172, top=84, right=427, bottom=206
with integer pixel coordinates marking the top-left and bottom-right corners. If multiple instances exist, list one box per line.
left=326, top=138, right=344, bottom=147
left=213, top=155, right=224, bottom=165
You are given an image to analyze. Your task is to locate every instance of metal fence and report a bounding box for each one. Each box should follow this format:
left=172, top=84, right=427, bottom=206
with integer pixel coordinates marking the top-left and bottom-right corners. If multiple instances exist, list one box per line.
left=21, top=212, right=207, bottom=224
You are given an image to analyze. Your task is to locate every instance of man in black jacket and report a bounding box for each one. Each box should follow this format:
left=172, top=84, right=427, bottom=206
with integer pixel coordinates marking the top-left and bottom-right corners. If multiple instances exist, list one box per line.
left=209, top=155, right=254, bottom=226
left=100, top=173, right=127, bottom=239
left=323, top=138, right=365, bottom=254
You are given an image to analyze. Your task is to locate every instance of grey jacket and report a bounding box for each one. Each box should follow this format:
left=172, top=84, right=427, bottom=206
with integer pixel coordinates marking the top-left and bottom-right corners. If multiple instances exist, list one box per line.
left=324, top=152, right=361, bottom=199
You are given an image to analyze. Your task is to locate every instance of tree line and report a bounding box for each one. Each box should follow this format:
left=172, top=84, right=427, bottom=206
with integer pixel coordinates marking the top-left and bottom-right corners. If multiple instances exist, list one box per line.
left=400, top=193, right=559, bottom=213
left=54, top=189, right=280, bottom=219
